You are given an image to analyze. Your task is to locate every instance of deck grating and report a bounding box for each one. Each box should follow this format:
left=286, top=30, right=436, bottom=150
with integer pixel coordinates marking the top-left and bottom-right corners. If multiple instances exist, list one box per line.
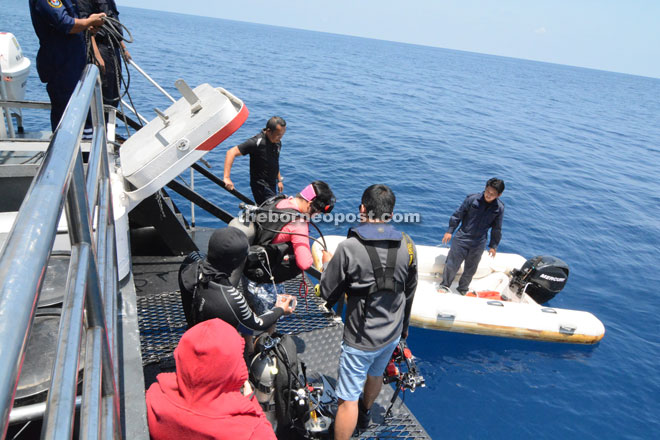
left=135, top=269, right=430, bottom=439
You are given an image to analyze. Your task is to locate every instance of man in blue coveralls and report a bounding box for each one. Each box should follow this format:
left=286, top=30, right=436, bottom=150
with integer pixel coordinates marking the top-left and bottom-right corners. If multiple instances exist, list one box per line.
left=29, top=0, right=105, bottom=130
left=440, top=178, right=505, bottom=295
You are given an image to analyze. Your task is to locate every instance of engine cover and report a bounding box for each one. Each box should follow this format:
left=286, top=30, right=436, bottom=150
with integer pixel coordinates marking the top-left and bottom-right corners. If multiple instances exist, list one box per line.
left=510, top=255, right=569, bottom=304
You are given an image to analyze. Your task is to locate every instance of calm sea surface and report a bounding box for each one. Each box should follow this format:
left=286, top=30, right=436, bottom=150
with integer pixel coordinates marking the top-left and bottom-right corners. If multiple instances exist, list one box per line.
left=3, top=2, right=660, bottom=438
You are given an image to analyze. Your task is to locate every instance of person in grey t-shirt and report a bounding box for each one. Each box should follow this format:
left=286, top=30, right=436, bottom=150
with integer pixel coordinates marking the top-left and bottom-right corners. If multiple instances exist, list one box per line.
left=320, top=184, right=417, bottom=439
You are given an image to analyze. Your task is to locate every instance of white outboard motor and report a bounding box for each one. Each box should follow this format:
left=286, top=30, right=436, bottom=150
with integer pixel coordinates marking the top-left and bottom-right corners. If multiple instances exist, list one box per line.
left=0, top=32, right=31, bottom=136
left=509, top=255, right=569, bottom=304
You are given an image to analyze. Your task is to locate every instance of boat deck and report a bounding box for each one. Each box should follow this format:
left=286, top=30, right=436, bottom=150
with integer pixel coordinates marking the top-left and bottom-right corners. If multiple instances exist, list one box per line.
left=133, top=230, right=430, bottom=439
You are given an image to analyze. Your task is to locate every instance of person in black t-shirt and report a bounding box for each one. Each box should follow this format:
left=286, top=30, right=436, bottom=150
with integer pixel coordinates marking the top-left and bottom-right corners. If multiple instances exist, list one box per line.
left=223, top=116, right=286, bottom=204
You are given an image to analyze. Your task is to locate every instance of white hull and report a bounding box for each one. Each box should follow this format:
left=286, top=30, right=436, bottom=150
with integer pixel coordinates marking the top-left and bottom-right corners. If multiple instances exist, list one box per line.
left=312, top=235, right=605, bottom=344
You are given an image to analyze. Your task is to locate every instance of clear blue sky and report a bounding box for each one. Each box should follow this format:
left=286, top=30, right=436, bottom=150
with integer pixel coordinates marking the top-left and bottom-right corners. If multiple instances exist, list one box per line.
left=117, top=0, right=660, bottom=79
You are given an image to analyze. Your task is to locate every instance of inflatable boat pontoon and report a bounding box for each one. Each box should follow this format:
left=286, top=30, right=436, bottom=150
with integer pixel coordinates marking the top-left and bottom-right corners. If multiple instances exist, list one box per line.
left=313, top=235, right=605, bottom=345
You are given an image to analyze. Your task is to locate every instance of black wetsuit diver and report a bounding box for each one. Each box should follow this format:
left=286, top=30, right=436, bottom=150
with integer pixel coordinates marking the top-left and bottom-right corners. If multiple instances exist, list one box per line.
left=178, top=227, right=289, bottom=335
left=179, top=253, right=284, bottom=334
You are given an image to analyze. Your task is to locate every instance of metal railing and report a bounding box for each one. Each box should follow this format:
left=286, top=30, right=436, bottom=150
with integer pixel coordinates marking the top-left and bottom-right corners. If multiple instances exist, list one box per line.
left=0, top=65, right=121, bottom=438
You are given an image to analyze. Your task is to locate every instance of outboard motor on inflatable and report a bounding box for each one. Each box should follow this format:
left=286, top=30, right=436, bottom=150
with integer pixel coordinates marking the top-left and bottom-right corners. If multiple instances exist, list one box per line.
left=509, top=255, right=569, bottom=304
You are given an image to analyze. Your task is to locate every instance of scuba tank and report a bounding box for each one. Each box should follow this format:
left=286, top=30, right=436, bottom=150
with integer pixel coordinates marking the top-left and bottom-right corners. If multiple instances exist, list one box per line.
left=249, top=344, right=279, bottom=427
left=228, top=206, right=257, bottom=245
left=249, top=333, right=337, bottom=439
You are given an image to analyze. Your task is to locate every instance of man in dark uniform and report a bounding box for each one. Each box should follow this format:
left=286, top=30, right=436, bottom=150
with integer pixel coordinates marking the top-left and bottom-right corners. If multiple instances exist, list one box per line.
left=29, top=0, right=105, bottom=130
left=223, top=116, right=286, bottom=204
left=440, top=177, right=505, bottom=295
left=78, top=0, right=131, bottom=108
left=319, top=184, right=417, bottom=440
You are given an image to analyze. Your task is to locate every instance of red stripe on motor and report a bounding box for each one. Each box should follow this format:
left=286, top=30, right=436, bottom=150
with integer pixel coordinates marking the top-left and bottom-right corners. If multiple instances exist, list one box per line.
left=196, top=103, right=249, bottom=151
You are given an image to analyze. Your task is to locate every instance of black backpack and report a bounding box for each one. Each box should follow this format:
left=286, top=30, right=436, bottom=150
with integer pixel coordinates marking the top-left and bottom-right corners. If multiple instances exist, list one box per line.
left=243, top=195, right=303, bottom=283
left=250, top=333, right=300, bottom=438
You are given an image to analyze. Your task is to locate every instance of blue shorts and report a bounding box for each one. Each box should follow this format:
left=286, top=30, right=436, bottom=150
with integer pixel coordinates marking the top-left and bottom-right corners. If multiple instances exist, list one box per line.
left=335, top=338, right=401, bottom=402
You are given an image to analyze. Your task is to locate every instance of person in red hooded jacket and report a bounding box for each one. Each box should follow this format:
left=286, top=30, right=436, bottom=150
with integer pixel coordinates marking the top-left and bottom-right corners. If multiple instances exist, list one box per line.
left=146, top=319, right=276, bottom=440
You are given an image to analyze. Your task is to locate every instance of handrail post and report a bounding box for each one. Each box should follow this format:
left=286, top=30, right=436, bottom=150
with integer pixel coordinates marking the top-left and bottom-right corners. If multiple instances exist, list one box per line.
left=190, top=168, right=195, bottom=228
left=0, top=66, right=99, bottom=438
left=119, top=99, right=149, bottom=125
left=81, top=326, right=103, bottom=440
left=0, top=63, right=127, bottom=438
left=41, top=154, right=93, bottom=438
left=128, top=59, right=176, bottom=103
left=40, top=242, right=89, bottom=439
left=86, top=77, right=108, bottom=217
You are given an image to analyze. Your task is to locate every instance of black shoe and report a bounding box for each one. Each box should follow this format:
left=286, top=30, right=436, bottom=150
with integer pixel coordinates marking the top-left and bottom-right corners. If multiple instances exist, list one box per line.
left=457, top=289, right=468, bottom=296
left=357, top=399, right=371, bottom=430
left=437, top=284, right=451, bottom=293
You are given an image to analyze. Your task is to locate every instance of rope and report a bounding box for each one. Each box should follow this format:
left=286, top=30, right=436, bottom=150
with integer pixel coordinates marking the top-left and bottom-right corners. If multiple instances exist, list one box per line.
left=298, top=271, right=310, bottom=312
left=85, top=15, right=144, bottom=130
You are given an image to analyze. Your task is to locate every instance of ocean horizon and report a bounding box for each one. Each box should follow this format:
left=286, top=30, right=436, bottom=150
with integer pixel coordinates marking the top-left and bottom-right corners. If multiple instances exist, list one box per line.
left=122, top=5, right=660, bottom=81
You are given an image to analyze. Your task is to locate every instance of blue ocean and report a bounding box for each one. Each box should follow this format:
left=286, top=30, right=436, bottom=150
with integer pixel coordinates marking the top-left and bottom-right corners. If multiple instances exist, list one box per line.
left=3, top=2, right=660, bottom=438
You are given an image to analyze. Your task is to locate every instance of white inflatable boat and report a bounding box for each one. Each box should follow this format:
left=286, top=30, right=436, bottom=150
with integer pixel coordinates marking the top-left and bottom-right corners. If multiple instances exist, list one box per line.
left=312, top=235, right=605, bottom=345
